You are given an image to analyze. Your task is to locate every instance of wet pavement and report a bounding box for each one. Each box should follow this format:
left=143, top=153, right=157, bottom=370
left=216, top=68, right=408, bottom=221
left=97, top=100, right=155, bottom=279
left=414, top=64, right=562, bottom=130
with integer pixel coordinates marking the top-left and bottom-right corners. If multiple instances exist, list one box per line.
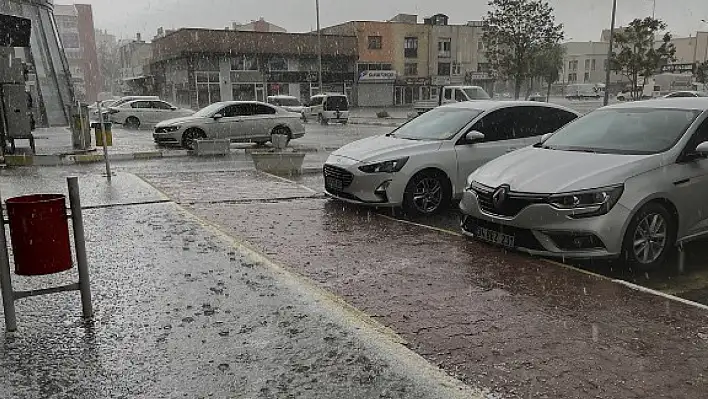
left=137, top=168, right=708, bottom=398
left=0, top=172, right=482, bottom=399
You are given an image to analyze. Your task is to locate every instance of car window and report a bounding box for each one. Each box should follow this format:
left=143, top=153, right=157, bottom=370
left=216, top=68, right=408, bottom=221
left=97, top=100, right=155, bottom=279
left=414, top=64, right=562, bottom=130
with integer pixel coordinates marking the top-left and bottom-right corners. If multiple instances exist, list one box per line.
left=323, top=96, right=348, bottom=111
left=455, top=90, right=467, bottom=102
left=471, top=108, right=520, bottom=141
left=219, top=105, right=239, bottom=117
left=543, top=108, right=702, bottom=155
left=391, top=107, right=482, bottom=141
left=131, top=101, right=151, bottom=109
left=444, top=89, right=453, bottom=100
left=536, top=107, right=579, bottom=135
left=151, top=101, right=173, bottom=110
left=253, top=104, right=277, bottom=115
left=309, top=97, right=323, bottom=106
left=220, top=104, right=253, bottom=117
left=684, top=118, right=708, bottom=152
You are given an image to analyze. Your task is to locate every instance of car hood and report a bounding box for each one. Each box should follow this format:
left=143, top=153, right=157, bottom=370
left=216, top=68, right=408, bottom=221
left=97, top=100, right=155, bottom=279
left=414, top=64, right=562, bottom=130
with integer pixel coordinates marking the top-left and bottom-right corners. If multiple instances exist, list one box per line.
left=332, top=135, right=443, bottom=162
left=471, top=147, right=667, bottom=193
left=155, top=115, right=204, bottom=127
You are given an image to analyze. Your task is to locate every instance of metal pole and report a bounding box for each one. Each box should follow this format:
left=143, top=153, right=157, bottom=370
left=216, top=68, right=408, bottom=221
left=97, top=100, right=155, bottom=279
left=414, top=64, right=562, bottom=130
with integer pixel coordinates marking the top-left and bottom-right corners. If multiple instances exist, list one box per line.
left=67, top=177, right=93, bottom=318
left=0, top=188, right=17, bottom=332
left=316, top=0, right=323, bottom=94
left=604, top=0, right=617, bottom=106
left=652, top=0, right=656, bottom=18
left=96, top=102, right=111, bottom=182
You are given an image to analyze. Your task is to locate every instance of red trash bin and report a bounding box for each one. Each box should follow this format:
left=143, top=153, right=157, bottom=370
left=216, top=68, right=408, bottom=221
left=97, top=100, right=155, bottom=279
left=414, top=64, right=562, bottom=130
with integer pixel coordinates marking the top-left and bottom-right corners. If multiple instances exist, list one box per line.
left=6, top=194, right=72, bottom=276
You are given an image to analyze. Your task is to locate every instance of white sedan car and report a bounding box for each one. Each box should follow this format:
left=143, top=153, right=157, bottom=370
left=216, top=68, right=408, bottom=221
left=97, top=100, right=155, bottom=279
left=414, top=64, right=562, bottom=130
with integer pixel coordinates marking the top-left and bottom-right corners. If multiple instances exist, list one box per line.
left=323, top=101, right=580, bottom=215
left=153, top=101, right=306, bottom=149
left=107, top=99, right=193, bottom=129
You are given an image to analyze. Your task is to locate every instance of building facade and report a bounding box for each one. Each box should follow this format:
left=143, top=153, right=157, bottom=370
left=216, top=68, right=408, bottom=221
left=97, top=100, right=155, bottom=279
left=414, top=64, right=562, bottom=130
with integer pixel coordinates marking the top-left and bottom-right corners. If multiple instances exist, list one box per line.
left=149, top=28, right=357, bottom=110
left=118, top=34, right=153, bottom=95
left=322, top=13, right=488, bottom=107
left=561, top=41, right=624, bottom=85
left=232, top=18, right=286, bottom=33
left=1, top=0, right=74, bottom=126
left=666, top=32, right=708, bottom=64
left=54, top=3, right=99, bottom=102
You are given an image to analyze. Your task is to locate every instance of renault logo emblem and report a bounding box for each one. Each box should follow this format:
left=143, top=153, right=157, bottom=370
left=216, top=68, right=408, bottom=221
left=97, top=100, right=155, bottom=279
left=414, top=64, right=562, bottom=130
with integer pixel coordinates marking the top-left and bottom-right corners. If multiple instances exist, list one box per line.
left=492, top=185, right=510, bottom=210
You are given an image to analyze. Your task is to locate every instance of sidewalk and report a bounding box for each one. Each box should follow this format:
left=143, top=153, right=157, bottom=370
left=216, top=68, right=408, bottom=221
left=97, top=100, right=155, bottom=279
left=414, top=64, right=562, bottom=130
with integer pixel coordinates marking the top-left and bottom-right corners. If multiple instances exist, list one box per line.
left=0, top=171, right=485, bottom=399
left=349, top=107, right=413, bottom=127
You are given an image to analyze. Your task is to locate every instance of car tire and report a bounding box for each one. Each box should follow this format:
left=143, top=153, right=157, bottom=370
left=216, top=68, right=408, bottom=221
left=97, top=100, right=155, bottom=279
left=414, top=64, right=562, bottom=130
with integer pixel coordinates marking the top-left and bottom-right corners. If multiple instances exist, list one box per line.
left=621, top=202, right=676, bottom=271
left=270, top=126, right=291, bottom=147
left=402, top=170, right=451, bottom=216
left=125, top=116, right=140, bottom=129
left=181, top=128, right=206, bottom=150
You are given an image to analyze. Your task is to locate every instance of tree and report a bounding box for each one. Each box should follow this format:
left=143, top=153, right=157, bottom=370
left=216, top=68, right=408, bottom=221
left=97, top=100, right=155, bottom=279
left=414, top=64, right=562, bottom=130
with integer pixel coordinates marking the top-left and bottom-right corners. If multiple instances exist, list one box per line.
left=482, top=0, right=564, bottom=99
left=531, top=43, right=565, bottom=100
left=696, top=61, right=708, bottom=89
left=610, top=17, right=676, bottom=100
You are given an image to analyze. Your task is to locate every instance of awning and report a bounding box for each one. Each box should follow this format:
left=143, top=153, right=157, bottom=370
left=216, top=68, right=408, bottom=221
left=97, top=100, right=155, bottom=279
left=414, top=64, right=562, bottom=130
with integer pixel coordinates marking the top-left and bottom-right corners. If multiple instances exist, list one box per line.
left=122, top=75, right=153, bottom=82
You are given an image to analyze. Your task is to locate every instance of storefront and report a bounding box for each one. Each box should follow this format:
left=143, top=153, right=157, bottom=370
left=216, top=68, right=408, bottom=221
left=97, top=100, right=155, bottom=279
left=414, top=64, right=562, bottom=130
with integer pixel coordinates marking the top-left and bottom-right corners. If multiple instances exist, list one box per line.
left=394, top=77, right=431, bottom=106
left=356, top=70, right=396, bottom=107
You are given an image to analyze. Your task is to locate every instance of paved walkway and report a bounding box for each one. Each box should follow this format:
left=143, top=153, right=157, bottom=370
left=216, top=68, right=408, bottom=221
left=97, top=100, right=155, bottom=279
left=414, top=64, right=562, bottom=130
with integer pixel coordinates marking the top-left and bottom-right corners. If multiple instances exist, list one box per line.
left=139, top=169, right=708, bottom=399
left=0, top=171, right=484, bottom=398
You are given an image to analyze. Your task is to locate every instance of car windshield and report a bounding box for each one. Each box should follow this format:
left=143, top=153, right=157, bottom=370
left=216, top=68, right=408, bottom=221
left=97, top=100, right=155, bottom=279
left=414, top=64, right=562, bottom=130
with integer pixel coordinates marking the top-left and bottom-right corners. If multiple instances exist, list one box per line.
left=324, top=96, right=348, bottom=111
left=390, top=107, right=482, bottom=140
left=192, top=103, right=226, bottom=117
left=463, top=87, right=491, bottom=100
left=273, top=98, right=301, bottom=106
left=543, top=108, right=702, bottom=155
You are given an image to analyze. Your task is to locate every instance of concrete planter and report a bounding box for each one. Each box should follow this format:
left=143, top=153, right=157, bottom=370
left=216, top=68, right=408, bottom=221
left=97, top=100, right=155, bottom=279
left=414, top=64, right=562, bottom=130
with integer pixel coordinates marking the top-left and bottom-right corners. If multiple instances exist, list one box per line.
left=192, top=139, right=230, bottom=156
left=250, top=151, right=305, bottom=175
left=271, top=134, right=289, bottom=150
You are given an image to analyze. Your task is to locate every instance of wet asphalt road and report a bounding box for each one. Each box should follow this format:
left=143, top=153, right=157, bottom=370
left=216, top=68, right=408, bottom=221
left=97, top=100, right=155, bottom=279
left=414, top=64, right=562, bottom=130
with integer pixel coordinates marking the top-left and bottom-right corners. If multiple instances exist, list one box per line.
left=139, top=169, right=708, bottom=399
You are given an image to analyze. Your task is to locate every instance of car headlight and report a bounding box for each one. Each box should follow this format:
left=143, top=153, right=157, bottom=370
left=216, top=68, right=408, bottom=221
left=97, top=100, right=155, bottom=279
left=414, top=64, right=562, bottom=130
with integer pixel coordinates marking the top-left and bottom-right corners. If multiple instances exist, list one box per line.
left=548, top=185, right=624, bottom=218
left=358, top=157, right=409, bottom=173
left=160, top=125, right=181, bottom=132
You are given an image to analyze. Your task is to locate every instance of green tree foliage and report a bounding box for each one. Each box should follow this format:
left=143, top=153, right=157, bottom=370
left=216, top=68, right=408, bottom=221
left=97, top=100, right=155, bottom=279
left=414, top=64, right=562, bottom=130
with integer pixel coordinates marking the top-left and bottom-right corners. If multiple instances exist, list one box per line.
left=482, top=0, right=564, bottom=99
left=696, top=61, right=708, bottom=85
left=532, top=43, right=565, bottom=100
left=610, top=17, right=676, bottom=100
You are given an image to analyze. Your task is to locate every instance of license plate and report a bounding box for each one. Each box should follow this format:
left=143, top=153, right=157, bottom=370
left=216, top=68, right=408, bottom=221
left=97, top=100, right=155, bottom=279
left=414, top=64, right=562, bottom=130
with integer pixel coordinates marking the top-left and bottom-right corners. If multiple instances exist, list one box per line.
left=325, top=176, right=343, bottom=191
left=475, top=226, right=515, bottom=248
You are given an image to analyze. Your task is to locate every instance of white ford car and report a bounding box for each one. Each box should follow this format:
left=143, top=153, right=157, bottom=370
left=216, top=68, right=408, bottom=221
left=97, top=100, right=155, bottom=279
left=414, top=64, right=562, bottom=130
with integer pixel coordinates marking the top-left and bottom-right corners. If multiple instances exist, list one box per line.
left=153, top=101, right=306, bottom=149
left=323, top=101, right=580, bottom=215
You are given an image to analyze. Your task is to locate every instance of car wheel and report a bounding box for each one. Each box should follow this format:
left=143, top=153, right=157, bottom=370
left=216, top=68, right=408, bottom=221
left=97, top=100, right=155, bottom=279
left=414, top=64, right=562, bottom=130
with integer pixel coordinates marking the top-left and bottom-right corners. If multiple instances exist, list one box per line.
left=125, top=116, right=140, bottom=129
left=270, top=126, right=291, bottom=146
left=622, top=202, right=676, bottom=270
left=181, top=128, right=206, bottom=150
left=403, top=170, right=450, bottom=216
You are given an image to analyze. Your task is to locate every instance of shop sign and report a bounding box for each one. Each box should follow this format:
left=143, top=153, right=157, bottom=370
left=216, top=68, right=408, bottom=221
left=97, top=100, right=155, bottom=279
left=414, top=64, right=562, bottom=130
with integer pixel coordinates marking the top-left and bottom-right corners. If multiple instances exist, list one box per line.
left=359, top=70, right=397, bottom=82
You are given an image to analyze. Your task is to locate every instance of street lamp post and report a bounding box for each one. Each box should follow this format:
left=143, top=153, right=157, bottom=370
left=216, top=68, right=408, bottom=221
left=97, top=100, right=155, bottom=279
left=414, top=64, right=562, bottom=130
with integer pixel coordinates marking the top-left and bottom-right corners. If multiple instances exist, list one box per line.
left=316, top=0, right=323, bottom=95
left=604, top=0, right=617, bottom=106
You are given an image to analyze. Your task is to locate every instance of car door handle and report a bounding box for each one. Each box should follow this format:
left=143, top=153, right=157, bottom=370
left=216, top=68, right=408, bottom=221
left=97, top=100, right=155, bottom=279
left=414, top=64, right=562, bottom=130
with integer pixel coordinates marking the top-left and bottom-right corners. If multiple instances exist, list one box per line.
left=673, top=178, right=690, bottom=186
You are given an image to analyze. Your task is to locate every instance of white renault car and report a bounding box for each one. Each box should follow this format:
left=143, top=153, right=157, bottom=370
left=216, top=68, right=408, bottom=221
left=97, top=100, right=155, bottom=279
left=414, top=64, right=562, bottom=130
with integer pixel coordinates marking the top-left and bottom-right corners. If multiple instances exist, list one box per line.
left=153, top=101, right=306, bottom=149
left=460, top=98, right=708, bottom=269
left=323, top=101, right=580, bottom=215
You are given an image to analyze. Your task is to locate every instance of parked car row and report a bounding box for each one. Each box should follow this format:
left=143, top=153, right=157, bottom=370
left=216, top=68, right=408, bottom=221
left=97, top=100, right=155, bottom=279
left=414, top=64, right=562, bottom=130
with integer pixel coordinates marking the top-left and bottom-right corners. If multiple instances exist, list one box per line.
left=324, top=97, right=708, bottom=270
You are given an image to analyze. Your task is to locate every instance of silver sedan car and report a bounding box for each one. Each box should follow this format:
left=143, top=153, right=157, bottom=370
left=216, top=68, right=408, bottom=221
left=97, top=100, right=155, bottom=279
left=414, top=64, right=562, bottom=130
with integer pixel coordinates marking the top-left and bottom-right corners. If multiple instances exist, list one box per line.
left=460, top=98, right=708, bottom=269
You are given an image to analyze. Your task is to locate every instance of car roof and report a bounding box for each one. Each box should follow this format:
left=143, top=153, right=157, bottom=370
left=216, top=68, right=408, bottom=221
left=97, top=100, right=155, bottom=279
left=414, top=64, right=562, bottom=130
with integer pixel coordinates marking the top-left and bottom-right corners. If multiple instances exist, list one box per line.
left=441, top=100, right=580, bottom=114
left=211, top=100, right=274, bottom=106
left=604, top=97, right=708, bottom=111
left=268, top=95, right=297, bottom=99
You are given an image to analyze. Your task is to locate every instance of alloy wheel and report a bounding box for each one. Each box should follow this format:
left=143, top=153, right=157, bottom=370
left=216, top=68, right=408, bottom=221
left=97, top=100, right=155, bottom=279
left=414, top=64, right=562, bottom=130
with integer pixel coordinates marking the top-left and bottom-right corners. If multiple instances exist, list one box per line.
left=412, top=177, right=443, bottom=214
left=632, top=213, right=668, bottom=265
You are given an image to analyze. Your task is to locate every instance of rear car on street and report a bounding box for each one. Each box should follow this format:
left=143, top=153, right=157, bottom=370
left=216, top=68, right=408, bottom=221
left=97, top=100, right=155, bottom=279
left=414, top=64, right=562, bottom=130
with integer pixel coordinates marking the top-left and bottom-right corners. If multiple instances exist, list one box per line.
left=324, top=101, right=580, bottom=215
left=107, top=99, right=192, bottom=129
left=460, top=98, right=708, bottom=269
left=153, top=100, right=306, bottom=149
left=303, top=93, right=349, bottom=124
left=267, top=95, right=306, bottom=115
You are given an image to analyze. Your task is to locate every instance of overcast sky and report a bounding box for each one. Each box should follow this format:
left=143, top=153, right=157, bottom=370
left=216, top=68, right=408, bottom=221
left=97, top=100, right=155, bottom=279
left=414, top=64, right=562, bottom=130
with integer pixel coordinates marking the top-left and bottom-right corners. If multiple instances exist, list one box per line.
left=80, top=0, right=708, bottom=42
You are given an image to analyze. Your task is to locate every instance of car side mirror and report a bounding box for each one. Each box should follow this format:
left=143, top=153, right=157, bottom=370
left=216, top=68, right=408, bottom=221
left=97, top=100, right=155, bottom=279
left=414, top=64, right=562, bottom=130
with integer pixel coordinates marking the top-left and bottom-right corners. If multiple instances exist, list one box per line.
left=464, top=130, right=485, bottom=143
left=213, top=113, right=223, bottom=119
left=540, top=132, right=553, bottom=143
left=170, top=106, right=177, bottom=111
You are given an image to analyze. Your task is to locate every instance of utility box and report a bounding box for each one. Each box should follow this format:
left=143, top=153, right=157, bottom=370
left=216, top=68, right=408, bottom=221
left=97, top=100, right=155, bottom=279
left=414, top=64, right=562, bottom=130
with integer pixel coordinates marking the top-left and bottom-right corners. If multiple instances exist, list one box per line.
left=72, top=103, right=91, bottom=149
left=1, top=83, right=31, bottom=138
left=92, top=122, right=113, bottom=146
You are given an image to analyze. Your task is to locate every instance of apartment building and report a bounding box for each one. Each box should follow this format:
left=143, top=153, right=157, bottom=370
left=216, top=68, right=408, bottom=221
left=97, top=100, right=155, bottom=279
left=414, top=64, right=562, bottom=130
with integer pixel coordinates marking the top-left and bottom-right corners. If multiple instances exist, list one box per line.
left=321, top=13, right=488, bottom=107
left=118, top=33, right=153, bottom=95
left=54, top=3, right=99, bottom=102
left=561, top=41, right=625, bottom=85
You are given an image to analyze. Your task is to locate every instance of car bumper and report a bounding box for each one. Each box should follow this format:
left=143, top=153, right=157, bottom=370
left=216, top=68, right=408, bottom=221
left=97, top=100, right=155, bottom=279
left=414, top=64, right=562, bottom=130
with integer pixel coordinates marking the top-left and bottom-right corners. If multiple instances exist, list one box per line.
left=153, top=130, right=182, bottom=145
left=322, top=159, right=408, bottom=206
left=458, top=188, right=631, bottom=259
left=323, top=111, right=349, bottom=121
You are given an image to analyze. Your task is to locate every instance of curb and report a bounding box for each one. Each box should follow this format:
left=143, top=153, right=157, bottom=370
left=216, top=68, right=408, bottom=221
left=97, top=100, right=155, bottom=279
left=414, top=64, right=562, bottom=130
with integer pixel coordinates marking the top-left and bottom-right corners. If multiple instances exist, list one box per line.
left=4, top=150, right=173, bottom=167
left=349, top=120, right=403, bottom=127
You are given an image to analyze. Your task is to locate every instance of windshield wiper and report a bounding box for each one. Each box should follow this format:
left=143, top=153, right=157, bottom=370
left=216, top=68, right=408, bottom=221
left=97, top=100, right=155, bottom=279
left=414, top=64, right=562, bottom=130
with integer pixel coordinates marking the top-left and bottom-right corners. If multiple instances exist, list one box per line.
left=561, top=147, right=599, bottom=154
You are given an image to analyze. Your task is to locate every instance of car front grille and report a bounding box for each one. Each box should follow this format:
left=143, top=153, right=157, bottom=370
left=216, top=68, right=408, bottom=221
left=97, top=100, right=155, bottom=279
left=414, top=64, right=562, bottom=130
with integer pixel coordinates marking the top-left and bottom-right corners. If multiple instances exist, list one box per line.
left=472, top=183, right=547, bottom=217
left=323, top=164, right=354, bottom=187
left=154, top=127, right=171, bottom=134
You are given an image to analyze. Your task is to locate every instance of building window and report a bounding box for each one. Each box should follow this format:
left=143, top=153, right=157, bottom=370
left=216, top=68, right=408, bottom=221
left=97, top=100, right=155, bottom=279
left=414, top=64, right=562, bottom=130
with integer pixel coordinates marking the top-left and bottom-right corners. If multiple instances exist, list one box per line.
left=438, top=62, right=451, bottom=76
left=231, top=55, right=258, bottom=71
left=60, top=32, right=80, bottom=49
left=568, top=73, right=577, bottom=82
left=603, top=59, right=608, bottom=71
left=404, top=63, right=418, bottom=76
left=584, top=59, right=590, bottom=70
left=478, top=41, right=484, bottom=51
left=438, top=38, right=451, bottom=58
left=268, top=57, right=288, bottom=71
left=477, top=63, right=491, bottom=73
left=591, top=59, right=596, bottom=71
left=368, top=36, right=382, bottom=50
left=404, top=37, right=418, bottom=58
left=195, top=71, right=221, bottom=109
left=584, top=72, right=590, bottom=82
left=357, top=63, right=393, bottom=74
left=452, top=61, right=463, bottom=75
